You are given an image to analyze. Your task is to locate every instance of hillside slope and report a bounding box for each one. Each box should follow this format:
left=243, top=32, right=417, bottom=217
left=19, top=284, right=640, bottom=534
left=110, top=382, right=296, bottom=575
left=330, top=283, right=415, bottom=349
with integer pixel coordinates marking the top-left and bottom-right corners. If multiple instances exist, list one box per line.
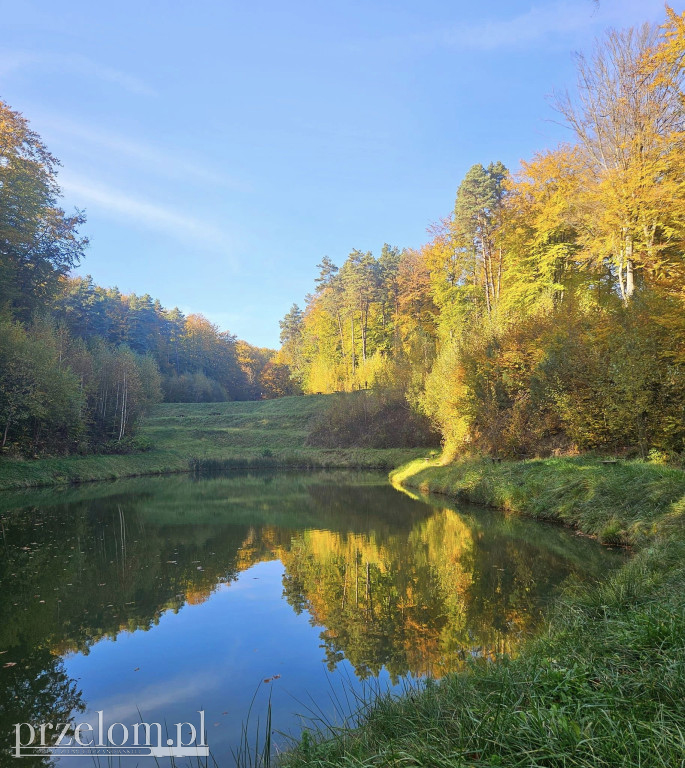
left=0, top=396, right=433, bottom=491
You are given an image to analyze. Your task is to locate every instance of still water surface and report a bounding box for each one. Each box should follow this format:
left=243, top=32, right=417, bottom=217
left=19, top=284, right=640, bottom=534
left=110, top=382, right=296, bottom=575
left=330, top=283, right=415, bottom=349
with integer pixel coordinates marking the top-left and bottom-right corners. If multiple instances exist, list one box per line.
left=0, top=471, right=624, bottom=765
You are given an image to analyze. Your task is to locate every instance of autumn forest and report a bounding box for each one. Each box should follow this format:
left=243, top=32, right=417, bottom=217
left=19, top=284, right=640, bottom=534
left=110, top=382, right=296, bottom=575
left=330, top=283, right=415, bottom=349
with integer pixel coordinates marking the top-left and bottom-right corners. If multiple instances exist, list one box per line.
left=1, top=10, right=684, bottom=463
left=2, top=6, right=685, bottom=768
left=280, top=13, right=685, bottom=461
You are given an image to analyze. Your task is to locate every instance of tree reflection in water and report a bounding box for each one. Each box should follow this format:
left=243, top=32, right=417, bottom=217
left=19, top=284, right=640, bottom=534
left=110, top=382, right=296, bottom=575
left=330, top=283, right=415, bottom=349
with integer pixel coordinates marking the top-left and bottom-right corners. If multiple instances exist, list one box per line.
left=0, top=471, right=622, bottom=753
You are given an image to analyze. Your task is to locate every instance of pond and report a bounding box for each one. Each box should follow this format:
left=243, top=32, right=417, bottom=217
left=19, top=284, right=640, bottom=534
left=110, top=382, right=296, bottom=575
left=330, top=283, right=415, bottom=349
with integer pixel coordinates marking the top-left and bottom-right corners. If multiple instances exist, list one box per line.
left=0, top=470, right=624, bottom=766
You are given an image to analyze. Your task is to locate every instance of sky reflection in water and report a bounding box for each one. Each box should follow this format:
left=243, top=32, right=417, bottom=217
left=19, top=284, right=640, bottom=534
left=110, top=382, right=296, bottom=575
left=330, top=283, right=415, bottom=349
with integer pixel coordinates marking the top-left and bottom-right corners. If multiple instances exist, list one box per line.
left=0, top=471, right=625, bottom=766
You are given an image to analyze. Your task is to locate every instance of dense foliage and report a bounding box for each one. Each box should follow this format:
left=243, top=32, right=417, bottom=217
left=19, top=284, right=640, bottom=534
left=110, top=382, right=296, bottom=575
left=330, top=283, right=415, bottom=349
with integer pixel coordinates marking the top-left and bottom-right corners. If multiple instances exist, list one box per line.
left=281, top=13, right=685, bottom=459
left=0, top=314, right=161, bottom=454
left=0, top=103, right=87, bottom=320
left=53, top=276, right=298, bottom=402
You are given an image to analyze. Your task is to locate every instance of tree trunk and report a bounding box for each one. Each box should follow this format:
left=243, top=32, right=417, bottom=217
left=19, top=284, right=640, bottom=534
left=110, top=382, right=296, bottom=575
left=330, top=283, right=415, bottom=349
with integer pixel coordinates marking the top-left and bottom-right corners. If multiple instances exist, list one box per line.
left=626, top=234, right=635, bottom=298
left=482, top=238, right=492, bottom=315
left=2, top=411, right=12, bottom=449
left=118, top=371, right=127, bottom=441
left=497, top=246, right=503, bottom=301
left=114, top=380, right=120, bottom=438
left=336, top=311, right=346, bottom=360
left=350, top=317, right=356, bottom=376
left=616, top=247, right=627, bottom=303
left=361, top=311, right=367, bottom=363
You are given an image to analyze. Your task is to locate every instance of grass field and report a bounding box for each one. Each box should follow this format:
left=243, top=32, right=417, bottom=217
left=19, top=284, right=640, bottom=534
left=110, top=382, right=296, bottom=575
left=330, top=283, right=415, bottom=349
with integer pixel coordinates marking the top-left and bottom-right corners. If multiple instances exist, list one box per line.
left=0, top=396, right=433, bottom=491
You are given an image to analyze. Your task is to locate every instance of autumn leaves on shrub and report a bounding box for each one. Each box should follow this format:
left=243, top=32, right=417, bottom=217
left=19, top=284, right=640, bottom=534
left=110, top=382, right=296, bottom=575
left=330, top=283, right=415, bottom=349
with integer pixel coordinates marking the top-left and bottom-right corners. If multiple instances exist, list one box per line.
left=306, top=390, right=439, bottom=449
left=423, top=294, right=684, bottom=459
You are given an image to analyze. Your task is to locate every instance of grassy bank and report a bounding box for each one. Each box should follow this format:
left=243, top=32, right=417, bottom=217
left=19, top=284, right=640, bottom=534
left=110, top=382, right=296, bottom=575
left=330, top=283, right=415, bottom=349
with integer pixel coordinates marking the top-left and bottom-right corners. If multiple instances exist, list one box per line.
left=281, top=457, right=685, bottom=767
left=0, top=396, right=432, bottom=491
left=390, top=456, right=685, bottom=546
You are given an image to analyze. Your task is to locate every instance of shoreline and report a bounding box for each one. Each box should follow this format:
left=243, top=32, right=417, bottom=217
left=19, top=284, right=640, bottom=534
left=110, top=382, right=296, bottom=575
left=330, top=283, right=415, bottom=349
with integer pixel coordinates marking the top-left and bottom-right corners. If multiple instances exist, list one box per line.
left=280, top=455, right=685, bottom=766
left=0, top=450, right=426, bottom=493
left=3, top=398, right=684, bottom=766
left=282, top=457, right=685, bottom=768
left=390, top=455, right=685, bottom=547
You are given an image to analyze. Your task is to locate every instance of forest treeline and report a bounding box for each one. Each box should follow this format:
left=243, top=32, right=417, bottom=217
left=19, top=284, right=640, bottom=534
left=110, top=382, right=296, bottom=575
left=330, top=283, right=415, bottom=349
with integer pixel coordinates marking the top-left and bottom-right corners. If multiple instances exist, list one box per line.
left=280, top=12, right=685, bottom=460
left=0, top=102, right=295, bottom=457
left=53, top=275, right=298, bottom=403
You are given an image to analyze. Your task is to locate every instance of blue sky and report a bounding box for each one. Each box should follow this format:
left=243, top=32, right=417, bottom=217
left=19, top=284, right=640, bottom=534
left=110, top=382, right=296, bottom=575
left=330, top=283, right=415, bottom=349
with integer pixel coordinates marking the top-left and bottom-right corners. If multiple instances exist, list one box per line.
left=0, top=0, right=670, bottom=347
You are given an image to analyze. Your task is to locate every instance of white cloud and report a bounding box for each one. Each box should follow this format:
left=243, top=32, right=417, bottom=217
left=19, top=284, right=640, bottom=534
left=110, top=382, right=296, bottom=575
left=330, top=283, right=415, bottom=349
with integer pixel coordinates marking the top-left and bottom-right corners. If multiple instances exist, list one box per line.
left=60, top=172, right=232, bottom=253
left=38, top=114, right=242, bottom=189
left=87, top=60, right=154, bottom=96
left=0, top=50, right=154, bottom=95
left=363, top=0, right=668, bottom=54
left=439, top=1, right=598, bottom=50
left=80, top=669, right=221, bottom=726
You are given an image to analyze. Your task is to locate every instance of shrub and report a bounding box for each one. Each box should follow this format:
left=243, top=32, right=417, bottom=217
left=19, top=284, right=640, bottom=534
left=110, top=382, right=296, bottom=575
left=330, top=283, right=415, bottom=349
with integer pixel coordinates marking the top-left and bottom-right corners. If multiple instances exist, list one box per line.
left=306, top=389, right=440, bottom=449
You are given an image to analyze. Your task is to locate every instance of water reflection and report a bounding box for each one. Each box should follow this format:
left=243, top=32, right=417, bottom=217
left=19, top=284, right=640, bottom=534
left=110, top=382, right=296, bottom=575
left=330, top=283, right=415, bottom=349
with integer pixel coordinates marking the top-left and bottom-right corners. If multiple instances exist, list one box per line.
left=0, top=471, right=623, bottom=764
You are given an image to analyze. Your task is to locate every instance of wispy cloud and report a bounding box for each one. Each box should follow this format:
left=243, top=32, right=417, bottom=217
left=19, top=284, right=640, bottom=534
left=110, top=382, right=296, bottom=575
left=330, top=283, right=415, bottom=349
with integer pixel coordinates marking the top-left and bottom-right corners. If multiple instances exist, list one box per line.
left=80, top=669, right=221, bottom=725
left=438, top=2, right=599, bottom=51
left=0, top=50, right=35, bottom=79
left=60, top=173, right=232, bottom=253
left=0, top=50, right=154, bottom=95
left=39, top=114, right=243, bottom=189
left=359, top=0, right=667, bottom=55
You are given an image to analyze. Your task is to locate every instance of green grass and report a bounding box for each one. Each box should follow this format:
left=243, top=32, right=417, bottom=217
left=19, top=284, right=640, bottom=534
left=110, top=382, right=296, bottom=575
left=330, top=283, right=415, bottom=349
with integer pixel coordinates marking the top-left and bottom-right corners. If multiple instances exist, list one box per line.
left=283, top=540, right=685, bottom=767
left=390, top=455, right=685, bottom=546
left=0, top=396, right=432, bottom=491
left=277, top=456, right=685, bottom=768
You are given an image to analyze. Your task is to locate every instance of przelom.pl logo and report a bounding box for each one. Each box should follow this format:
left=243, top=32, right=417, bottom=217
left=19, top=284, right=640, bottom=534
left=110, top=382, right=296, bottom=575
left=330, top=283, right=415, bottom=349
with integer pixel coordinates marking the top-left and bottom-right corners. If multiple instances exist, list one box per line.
left=12, top=710, right=208, bottom=758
